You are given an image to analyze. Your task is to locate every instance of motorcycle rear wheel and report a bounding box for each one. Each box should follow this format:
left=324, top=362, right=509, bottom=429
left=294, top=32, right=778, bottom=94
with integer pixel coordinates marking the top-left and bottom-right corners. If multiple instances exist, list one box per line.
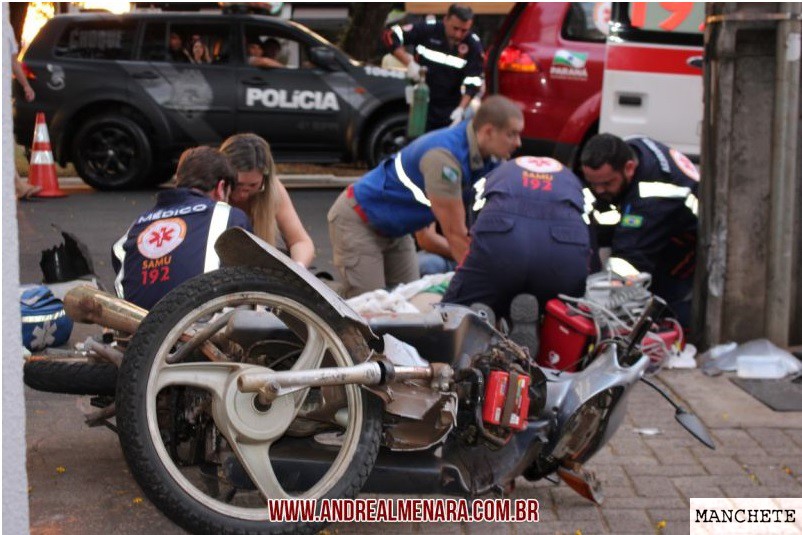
left=116, top=266, right=382, bottom=535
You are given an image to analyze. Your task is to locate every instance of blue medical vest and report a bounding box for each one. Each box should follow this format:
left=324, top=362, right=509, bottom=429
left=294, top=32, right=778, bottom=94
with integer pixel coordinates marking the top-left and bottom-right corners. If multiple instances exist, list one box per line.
left=352, top=122, right=497, bottom=237
left=111, top=189, right=251, bottom=310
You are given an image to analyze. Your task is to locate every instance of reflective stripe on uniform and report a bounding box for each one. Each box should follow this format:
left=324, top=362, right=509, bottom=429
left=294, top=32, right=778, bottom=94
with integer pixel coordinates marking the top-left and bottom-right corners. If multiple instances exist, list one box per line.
left=395, top=154, right=432, bottom=207
left=415, top=45, right=467, bottom=69
left=472, top=177, right=486, bottom=211
left=31, top=151, right=54, bottom=165
left=685, top=192, right=699, bottom=216
left=112, top=230, right=129, bottom=299
left=204, top=203, right=231, bottom=272
left=391, top=25, right=403, bottom=44
left=638, top=182, right=691, bottom=199
left=463, top=75, right=482, bottom=87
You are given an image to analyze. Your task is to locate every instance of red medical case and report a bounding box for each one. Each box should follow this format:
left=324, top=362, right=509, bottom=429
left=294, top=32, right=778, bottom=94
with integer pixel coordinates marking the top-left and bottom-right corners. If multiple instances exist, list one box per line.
left=536, top=299, right=596, bottom=372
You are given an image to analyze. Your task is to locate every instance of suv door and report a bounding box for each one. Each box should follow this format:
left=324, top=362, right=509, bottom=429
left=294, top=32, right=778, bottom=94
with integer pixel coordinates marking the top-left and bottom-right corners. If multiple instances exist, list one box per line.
left=130, top=20, right=237, bottom=148
left=600, top=2, right=704, bottom=158
left=235, top=21, right=352, bottom=160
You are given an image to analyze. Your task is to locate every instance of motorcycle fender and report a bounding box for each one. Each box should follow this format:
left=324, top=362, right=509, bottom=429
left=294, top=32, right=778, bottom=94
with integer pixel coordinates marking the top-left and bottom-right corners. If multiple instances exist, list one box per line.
left=544, top=344, right=649, bottom=463
left=214, top=228, right=378, bottom=345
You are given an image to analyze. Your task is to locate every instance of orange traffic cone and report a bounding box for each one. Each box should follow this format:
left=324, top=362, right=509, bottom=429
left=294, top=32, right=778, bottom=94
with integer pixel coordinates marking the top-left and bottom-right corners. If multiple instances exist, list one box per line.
left=29, top=112, right=66, bottom=198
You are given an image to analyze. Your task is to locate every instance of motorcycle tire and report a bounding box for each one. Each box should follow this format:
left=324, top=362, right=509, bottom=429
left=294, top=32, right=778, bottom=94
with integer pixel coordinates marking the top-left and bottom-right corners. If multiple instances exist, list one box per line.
left=24, top=360, right=117, bottom=396
left=116, top=266, right=382, bottom=535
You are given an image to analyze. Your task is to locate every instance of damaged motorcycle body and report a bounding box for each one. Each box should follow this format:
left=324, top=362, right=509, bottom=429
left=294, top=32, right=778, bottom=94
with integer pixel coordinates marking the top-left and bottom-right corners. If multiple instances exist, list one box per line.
left=54, top=229, right=712, bottom=535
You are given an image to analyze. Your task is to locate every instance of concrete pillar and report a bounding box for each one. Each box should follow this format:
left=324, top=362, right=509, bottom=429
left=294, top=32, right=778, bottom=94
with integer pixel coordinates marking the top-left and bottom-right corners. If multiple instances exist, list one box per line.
left=695, top=2, right=802, bottom=348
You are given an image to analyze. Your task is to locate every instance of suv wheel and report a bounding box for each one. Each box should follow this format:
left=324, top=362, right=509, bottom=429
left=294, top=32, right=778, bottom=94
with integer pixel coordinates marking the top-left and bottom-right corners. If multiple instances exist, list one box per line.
left=72, top=114, right=153, bottom=190
left=365, top=111, right=408, bottom=168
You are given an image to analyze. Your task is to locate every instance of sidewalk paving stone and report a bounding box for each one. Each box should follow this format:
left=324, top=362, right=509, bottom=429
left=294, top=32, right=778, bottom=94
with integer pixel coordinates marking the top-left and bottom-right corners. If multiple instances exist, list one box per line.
left=600, top=509, right=654, bottom=533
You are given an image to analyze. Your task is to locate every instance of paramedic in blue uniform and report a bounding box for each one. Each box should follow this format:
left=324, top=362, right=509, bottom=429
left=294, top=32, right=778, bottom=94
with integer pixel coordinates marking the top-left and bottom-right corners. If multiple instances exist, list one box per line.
left=384, top=4, right=484, bottom=131
left=442, top=157, right=591, bottom=319
left=112, top=146, right=252, bottom=310
left=580, top=133, right=700, bottom=327
left=328, top=95, right=523, bottom=298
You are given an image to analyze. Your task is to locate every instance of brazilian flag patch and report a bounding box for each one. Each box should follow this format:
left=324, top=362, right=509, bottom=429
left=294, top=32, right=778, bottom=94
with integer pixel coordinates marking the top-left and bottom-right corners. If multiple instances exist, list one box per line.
left=442, top=166, right=459, bottom=183
left=621, top=214, right=644, bottom=228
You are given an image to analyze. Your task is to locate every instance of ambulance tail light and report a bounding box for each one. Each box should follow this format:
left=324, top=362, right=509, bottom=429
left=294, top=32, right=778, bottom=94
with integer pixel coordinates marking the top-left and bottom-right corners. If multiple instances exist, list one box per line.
left=20, top=62, right=36, bottom=80
left=498, top=45, right=538, bottom=73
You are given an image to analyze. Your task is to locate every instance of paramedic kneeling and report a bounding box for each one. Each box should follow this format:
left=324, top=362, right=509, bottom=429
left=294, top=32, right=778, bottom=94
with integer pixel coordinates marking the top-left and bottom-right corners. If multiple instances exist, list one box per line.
left=581, top=133, right=699, bottom=327
left=442, top=156, right=591, bottom=319
left=327, top=95, right=523, bottom=298
left=111, top=146, right=252, bottom=310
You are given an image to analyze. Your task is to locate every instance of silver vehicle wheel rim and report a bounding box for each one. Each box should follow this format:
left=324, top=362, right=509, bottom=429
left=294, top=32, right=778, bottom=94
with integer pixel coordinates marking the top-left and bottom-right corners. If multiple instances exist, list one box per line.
left=144, top=292, right=364, bottom=521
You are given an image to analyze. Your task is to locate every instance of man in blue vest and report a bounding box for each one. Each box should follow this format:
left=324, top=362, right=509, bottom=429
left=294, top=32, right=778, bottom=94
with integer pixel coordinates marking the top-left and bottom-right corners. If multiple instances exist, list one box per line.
left=442, top=156, right=592, bottom=319
left=112, top=146, right=252, bottom=310
left=384, top=4, right=484, bottom=131
left=581, top=133, right=700, bottom=327
left=328, top=95, right=523, bottom=297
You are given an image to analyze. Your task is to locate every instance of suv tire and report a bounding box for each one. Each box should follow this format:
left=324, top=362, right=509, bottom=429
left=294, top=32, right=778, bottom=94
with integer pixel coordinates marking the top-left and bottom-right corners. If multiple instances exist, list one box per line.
left=365, top=111, right=408, bottom=168
left=72, top=114, right=153, bottom=190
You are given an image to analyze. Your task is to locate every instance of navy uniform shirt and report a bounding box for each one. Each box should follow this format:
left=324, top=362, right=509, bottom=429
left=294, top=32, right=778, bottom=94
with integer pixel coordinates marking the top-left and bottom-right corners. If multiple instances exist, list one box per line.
left=383, top=20, right=483, bottom=127
left=596, top=137, right=700, bottom=305
left=111, top=188, right=251, bottom=310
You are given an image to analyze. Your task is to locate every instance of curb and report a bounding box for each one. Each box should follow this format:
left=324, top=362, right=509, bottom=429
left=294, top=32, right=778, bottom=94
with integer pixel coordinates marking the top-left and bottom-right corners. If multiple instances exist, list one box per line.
left=54, top=175, right=360, bottom=191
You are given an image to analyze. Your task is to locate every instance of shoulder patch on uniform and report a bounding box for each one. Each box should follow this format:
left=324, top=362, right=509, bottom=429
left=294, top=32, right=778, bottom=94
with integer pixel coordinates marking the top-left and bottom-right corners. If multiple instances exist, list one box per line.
left=515, top=156, right=563, bottom=173
left=670, top=148, right=700, bottom=181
left=137, top=218, right=187, bottom=259
left=620, top=214, right=643, bottom=228
left=442, top=165, right=460, bottom=183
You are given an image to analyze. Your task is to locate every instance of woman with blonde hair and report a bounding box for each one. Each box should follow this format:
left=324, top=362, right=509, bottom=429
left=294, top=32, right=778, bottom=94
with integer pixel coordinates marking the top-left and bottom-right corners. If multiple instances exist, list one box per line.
left=220, top=133, right=315, bottom=267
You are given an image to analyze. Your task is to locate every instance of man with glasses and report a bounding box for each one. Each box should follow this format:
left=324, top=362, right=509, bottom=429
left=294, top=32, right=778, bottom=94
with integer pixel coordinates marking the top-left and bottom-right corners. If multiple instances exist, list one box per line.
left=111, top=146, right=252, bottom=310
left=383, top=4, right=484, bottom=131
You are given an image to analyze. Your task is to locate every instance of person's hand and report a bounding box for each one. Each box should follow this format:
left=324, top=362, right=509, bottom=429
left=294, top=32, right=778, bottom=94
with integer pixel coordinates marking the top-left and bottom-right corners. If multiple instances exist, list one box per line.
left=23, top=86, right=35, bottom=102
left=449, top=106, right=465, bottom=126
left=406, top=59, right=421, bottom=82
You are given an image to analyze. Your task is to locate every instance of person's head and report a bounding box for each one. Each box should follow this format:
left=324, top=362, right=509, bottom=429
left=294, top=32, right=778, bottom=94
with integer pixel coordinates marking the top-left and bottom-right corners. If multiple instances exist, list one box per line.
left=191, top=39, right=206, bottom=60
left=263, top=38, right=281, bottom=59
left=472, top=95, right=524, bottom=160
left=443, top=4, right=474, bottom=46
left=175, top=146, right=236, bottom=202
left=220, top=133, right=280, bottom=244
left=169, top=32, right=182, bottom=51
left=247, top=42, right=264, bottom=58
left=220, top=133, right=277, bottom=205
left=580, top=133, right=638, bottom=204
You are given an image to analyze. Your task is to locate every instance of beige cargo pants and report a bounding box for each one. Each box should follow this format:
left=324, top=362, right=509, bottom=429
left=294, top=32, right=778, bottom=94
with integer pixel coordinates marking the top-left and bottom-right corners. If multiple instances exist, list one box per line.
left=327, top=189, right=420, bottom=298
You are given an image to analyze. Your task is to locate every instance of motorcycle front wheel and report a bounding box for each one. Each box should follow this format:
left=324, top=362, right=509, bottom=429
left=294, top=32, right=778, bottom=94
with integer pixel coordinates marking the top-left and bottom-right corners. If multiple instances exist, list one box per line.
left=116, top=266, right=382, bottom=535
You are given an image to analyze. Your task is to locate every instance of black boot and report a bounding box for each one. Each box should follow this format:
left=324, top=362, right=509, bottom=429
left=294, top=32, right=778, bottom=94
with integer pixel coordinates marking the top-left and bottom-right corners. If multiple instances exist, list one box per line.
left=509, top=294, right=540, bottom=357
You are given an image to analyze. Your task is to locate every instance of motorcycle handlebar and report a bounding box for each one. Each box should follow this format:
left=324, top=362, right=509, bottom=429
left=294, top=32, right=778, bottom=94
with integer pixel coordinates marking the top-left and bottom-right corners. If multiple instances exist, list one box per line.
left=620, top=296, right=667, bottom=367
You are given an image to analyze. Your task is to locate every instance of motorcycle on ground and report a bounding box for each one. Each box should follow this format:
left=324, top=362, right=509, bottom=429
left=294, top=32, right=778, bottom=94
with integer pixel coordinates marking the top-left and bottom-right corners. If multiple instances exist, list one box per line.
left=24, top=228, right=714, bottom=535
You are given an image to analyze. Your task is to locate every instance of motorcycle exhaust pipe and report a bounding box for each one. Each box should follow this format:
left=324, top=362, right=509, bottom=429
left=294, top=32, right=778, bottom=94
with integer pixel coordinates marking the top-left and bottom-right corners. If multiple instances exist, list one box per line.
left=64, top=285, right=146, bottom=334
left=63, top=285, right=228, bottom=362
left=238, top=361, right=434, bottom=403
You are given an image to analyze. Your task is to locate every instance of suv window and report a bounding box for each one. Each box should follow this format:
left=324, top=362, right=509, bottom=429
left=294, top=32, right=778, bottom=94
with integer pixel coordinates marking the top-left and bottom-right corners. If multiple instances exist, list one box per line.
left=563, top=3, right=607, bottom=43
left=54, top=20, right=137, bottom=60
left=164, top=23, right=232, bottom=65
left=243, top=24, right=312, bottom=70
left=140, top=22, right=167, bottom=61
left=628, top=2, right=705, bottom=34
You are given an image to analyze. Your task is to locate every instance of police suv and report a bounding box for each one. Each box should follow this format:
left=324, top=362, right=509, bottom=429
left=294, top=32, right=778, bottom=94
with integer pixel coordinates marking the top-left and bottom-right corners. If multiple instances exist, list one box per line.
left=13, top=11, right=409, bottom=190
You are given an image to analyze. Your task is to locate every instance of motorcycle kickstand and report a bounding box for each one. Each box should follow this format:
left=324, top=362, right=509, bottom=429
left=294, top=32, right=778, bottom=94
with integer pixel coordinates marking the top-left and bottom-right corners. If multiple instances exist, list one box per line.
left=84, top=403, right=118, bottom=434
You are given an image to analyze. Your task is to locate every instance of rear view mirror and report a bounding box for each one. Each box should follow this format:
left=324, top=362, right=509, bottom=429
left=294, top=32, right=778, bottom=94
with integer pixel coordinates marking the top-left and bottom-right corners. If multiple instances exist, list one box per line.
left=309, top=46, right=339, bottom=71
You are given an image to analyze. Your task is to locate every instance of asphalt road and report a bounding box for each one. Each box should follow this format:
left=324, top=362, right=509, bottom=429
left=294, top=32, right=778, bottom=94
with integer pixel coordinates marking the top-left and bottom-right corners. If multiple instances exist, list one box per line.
left=16, top=185, right=343, bottom=291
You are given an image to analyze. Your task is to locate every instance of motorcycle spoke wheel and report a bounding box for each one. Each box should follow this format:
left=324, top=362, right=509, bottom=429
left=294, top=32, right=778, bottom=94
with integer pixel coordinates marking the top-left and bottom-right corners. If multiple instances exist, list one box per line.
left=117, top=266, right=381, bottom=535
